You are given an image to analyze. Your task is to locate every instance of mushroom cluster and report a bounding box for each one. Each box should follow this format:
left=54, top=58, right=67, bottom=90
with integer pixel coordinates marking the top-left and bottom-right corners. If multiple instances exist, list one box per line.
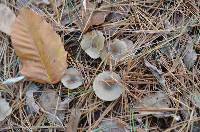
left=80, top=30, right=134, bottom=101
left=80, top=30, right=133, bottom=63
left=93, top=71, right=123, bottom=101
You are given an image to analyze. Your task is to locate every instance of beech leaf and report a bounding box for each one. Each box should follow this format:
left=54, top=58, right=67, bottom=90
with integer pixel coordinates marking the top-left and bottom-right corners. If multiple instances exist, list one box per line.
left=11, top=8, right=67, bottom=84
left=0, top=4, right=16, bottom=35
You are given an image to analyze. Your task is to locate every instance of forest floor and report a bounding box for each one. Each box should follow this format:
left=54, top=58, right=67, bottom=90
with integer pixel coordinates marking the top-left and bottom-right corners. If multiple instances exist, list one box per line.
left=0, top=0, right=200, bottom=132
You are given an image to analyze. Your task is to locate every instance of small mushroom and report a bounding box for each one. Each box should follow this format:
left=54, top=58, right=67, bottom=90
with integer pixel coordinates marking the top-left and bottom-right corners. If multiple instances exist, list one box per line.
left=80, top=30, right=105, bottom=59
left=61, top=68, right=83, bottom=89
left=109, top=39, right=128, bottom=60
left=93, top=71, right=123, bottom=101
left=100, top=39, right=133, bottom=64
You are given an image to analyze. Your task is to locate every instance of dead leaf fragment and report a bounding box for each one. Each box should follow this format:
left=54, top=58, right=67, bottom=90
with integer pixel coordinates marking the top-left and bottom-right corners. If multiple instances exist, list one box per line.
left=66, top=108, right=81, bottom=132
left=0, top=4, right=16, bottom=35
left=76, top=1, right=109, bottom=32
left=3, top=76, right=25, bottom=85
left=11, top=8, right=67, bottom=84
left=144, top=60, right=165, bottom=86
left=39, top=89, right=73, bottom=124
left=135, top=92, right=171, bottom=117
left=25, top=84, right=40, bottom=114
left=98, top=118, right=129, bottom=132
left=0, top=94, right=12, bottom=121
left=183, top=48, right=197, bottom=70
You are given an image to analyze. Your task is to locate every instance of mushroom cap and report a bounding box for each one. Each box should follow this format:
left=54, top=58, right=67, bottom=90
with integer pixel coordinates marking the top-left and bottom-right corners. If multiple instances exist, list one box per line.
left=61, top=68, right=83, bottom=89
left=80, top=30, right=105, bottom=59
left=100, top=39, right=133, bottom=65
left=93, top=71, right=123, bottom=101
left=109, top=39, right=128, bottom=60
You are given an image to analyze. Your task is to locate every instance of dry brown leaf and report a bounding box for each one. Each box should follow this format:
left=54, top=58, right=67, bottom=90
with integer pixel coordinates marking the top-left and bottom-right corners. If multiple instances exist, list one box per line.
left=11, top=8, right=67, bottom=84
left=66, top=108, right=81, bottom=132
left=76, top=1, right=109, bottom=32
left=0, top=4, right=16, bottom=35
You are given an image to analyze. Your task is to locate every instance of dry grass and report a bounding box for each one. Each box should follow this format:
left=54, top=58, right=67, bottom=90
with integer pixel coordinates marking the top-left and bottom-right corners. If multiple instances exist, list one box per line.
left=0, top=0, right=200, bottom=131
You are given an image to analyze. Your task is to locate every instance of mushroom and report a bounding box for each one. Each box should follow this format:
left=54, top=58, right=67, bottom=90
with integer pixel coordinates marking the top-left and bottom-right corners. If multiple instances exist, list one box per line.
left=100, top=39, right=133, bottom=64
left=61, top=68, right=83, bottom=89
left=93, top=71, right=123, bottom=101
left=109, top=39, right=128, bottom=60
left=80, top=30, right=105, bottom=59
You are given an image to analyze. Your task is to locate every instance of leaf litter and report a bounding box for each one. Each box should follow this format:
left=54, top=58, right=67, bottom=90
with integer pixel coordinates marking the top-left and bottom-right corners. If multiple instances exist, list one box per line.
left=0, top=0, right=200, bottom=131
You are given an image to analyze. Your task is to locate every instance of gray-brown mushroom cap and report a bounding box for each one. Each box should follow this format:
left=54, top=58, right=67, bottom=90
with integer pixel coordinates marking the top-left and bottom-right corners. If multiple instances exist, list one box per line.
left=93, top=71, right=123, bottom=101
left=61, top=68, right=83, bottom=89
left=80, top=30, right=105, bottom=59
left=100, top=39, right=133, bottom=65
left=109, top=39, right=128, bottom=61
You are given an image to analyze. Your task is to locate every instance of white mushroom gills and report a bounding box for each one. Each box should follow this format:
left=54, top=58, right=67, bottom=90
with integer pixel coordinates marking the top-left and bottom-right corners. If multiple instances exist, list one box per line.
left=61, top=68, right=83, bottom=89
left=93, top=71, right=123, bottom=101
